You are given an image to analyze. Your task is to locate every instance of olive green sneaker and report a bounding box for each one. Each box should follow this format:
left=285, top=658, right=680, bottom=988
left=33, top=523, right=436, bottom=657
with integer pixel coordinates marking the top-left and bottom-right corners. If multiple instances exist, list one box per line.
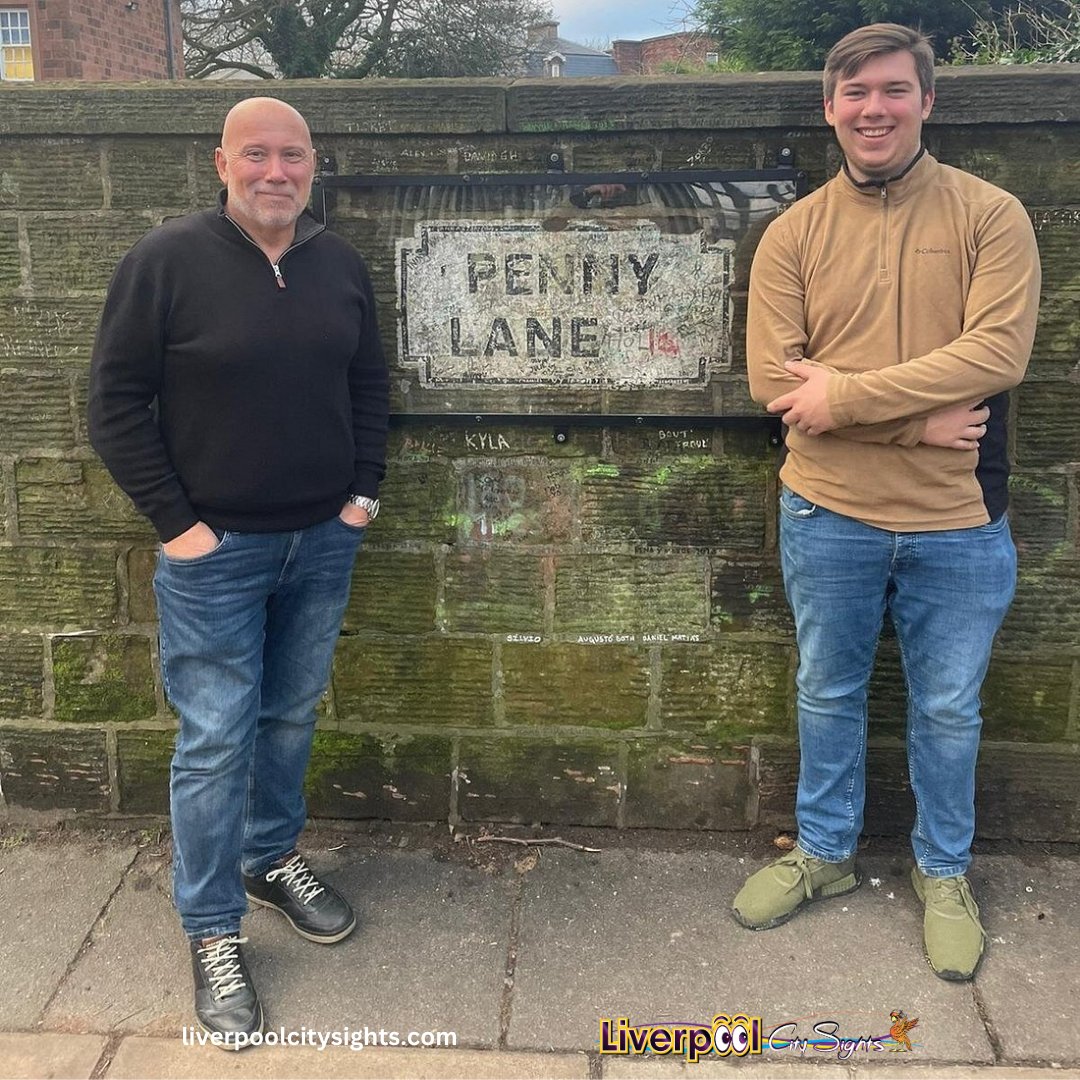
left=732, top=848, right=861, bottom=930
left=911, top=868, right=987, bottom=981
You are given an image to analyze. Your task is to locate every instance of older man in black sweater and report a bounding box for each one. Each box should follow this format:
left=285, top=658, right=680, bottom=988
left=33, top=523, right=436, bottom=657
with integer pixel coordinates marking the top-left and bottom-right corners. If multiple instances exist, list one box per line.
left=89, top=98, right=389, bottom=1047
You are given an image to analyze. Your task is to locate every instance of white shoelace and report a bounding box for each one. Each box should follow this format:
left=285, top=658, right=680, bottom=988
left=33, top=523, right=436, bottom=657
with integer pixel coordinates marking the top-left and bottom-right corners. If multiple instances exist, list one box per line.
left=265, top=854, right=325, bottom=905
left=196, top=935, right=248, bottom=998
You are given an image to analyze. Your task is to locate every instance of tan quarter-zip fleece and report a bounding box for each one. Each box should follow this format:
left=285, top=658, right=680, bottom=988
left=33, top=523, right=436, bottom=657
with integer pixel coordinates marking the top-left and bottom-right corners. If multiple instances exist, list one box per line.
left=747, top=152, right=1040, bottom=531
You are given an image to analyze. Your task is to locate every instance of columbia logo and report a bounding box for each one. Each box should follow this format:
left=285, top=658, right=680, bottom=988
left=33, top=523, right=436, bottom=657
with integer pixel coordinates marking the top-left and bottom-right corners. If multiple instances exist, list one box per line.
left=915, top=247, right=951, bottom=255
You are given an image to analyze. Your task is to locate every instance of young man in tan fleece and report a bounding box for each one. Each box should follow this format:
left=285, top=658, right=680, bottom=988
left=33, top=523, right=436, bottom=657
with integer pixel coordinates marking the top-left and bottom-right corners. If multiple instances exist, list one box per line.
left=733, top=24, right=1040, bottom=980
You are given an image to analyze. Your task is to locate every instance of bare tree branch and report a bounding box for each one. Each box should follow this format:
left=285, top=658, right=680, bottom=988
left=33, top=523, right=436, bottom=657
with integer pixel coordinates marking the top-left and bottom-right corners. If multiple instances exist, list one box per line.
left=182, top=0, right=552, bottom=79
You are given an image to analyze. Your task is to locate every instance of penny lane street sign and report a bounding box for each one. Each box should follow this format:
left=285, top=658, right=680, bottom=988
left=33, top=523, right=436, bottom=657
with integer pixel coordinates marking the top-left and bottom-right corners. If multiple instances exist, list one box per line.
left=396, top=220, right=734, bottom=389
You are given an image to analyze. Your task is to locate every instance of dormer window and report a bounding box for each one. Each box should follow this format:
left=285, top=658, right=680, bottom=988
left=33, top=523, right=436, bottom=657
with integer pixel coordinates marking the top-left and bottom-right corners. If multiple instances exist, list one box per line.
left=543, top=50, right=566, bottom=78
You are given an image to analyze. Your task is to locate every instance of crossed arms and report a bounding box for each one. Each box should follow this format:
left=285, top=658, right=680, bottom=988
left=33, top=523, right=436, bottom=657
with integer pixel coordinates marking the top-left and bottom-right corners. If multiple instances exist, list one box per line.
left=746, top=196, right=1041, bottom=448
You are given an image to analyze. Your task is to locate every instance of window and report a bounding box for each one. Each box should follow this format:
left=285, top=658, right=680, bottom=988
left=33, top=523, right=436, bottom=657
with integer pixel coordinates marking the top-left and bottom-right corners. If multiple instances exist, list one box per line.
left=544, top=51, right=565, bottom=78
left=1, top=7, right=34, bottom=81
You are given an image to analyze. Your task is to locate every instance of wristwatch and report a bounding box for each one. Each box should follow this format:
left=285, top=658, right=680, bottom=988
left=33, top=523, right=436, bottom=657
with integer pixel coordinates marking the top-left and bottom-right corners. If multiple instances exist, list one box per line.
left=346, top=494, right=380, bottom=519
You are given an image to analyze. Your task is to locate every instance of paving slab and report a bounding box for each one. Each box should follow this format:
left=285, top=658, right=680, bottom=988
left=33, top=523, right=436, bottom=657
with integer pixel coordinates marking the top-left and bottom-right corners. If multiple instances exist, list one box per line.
left=602, top=1061, right=853, bottom=1078
left=37, top=845, right=510, bottom=1045
left=41, top=849, right=189, bottom=1036
left=241, top=848, right=511, bottom=1048
left=972, top=853, right=1080, bottom=1066
left=0, top=1032, right=107, bottom=1080
left=105, top=1038, right=589, bottom=1078
left=508, top=848, right=993, bottom=1065
left=6, top=834, right=1079, bottom=1079
left=0, top=841, right=136, bottom=1029
left=40, top=844, right=510, bottom=1046
left=602, top=1063, right=1080, bottom=1078
left=849, top=1071, right=1080, bottom=1079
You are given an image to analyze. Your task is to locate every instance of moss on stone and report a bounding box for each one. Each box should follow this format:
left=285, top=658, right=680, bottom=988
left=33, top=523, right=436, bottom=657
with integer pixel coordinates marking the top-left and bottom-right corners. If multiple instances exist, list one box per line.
left=53, top=634, right=156, bottom=723
left=116, top=729, right=174, bottom=814
left=305, top=730, right=452, bottom=820
left=503, top=642, right=649, bottom=729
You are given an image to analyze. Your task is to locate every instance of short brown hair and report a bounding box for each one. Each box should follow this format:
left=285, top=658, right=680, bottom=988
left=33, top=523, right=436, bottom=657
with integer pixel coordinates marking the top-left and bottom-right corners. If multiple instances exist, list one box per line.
left=823, top=23, right=935, bottom=102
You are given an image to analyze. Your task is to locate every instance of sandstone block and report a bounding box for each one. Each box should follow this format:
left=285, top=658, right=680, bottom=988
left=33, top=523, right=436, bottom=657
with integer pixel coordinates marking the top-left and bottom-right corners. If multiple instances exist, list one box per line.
left=502, top=642, right=649, bottom=729
left=457, top=736, right=621, bottom=825
left=305, top=731, right=452, bottom=820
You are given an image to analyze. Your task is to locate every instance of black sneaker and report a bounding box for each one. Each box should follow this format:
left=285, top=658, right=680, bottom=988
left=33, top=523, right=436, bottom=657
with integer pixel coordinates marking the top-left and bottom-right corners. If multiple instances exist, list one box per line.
left=190, top=935, right=263, bottom=1050
left=244, top=851, right=356, bottom=944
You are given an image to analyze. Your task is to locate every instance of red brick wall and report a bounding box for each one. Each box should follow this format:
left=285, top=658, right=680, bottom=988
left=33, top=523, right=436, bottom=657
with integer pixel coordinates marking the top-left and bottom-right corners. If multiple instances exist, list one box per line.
left=611, top=40, right=642, bottom=75
left=33, top=0, right=182, bottom=80
left=613, top=32, right=721, bottom=75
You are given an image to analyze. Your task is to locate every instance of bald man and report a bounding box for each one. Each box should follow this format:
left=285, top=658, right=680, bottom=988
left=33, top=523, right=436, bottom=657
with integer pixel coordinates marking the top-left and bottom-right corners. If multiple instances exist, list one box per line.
left=89, top=98, right=389, bottom=1046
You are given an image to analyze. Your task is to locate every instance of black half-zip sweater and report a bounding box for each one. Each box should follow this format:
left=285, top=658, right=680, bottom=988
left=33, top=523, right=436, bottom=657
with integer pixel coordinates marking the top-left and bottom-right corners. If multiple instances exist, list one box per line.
left=88, top=196, right=390, bottom=543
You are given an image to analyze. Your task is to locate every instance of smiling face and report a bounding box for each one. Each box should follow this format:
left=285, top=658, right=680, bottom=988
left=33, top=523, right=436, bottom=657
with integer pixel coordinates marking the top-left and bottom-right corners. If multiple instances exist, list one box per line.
left=214, top=98, right=315, bottom=243
left=824, top=49, right=934, bottom=183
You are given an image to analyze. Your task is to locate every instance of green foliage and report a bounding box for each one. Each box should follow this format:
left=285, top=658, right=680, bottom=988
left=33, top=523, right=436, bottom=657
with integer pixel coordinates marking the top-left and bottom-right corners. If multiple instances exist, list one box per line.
left=657, top=55, right=748, bottom=73
left=952, top=1, right=1080, bottom=63
left=693, top=0, right=1009, bottom=70
left=261, top=2, right=338, bottom=78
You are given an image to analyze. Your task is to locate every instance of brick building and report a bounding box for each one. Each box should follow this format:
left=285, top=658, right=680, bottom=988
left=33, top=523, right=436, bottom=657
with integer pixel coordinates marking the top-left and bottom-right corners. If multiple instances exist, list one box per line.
left=0, top=0, right=182, bottom=81
left=612, top=31, right=722, bottom=75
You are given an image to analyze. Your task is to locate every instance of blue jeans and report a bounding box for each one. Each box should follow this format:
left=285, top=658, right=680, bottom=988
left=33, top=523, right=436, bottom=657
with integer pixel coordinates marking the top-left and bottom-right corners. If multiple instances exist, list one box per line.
left=779, top=487, right=1016, bottom=878
left=154, top=515, right=365, bottom=939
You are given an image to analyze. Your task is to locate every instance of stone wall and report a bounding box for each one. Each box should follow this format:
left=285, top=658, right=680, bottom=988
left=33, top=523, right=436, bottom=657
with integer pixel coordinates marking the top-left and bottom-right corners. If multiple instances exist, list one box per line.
left=0, top=70, right=1077, bottom=837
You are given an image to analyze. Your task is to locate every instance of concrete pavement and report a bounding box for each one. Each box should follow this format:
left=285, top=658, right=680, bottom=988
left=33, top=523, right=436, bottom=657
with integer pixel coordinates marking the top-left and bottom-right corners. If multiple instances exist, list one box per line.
left=1, top=823, right=1078, bottom=1079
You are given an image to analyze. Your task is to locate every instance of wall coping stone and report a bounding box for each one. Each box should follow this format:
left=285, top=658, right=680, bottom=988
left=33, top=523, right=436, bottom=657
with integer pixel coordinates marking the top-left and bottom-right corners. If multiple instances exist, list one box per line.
left=1, top=66, right=1078, bottom=137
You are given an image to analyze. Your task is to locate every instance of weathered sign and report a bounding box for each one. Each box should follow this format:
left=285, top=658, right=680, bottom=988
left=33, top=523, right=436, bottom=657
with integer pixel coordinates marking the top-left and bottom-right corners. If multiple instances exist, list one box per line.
left=396, top=220, right=734, bottom=388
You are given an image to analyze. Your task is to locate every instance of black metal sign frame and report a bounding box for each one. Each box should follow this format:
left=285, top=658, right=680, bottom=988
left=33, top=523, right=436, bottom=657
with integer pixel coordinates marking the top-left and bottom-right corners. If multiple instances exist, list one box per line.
left=312, top=157, right=806, bottom=442
left=312, top=163, right=807, bottom=223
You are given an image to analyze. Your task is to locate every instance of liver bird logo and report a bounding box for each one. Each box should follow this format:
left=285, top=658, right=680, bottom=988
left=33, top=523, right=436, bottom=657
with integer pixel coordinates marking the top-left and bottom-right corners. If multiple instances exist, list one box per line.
left=888, top=1009, right=919, bottom=1052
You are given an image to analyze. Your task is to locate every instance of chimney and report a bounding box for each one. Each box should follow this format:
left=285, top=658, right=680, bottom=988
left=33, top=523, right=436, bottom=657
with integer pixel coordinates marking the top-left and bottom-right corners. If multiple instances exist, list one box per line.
left=527, top=21, right=559, bottom=47
left=611, top=40, right=643, bottom=74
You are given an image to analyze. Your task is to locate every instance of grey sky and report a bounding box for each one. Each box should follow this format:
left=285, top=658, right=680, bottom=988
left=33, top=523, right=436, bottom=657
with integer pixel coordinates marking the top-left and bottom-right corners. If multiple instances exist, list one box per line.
left=546, top=0, right=698, bottom=47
